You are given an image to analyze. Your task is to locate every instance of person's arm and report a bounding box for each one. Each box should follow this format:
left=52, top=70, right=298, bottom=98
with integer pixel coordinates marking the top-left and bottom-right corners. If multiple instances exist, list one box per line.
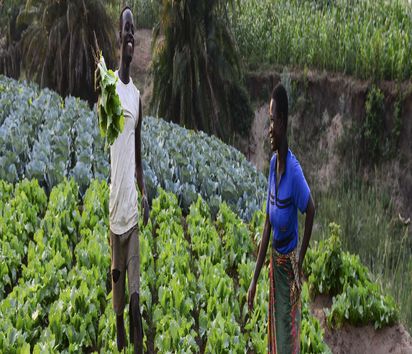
left=248, top=215, right=271, bottom=311
left=135, top=97, right=149, bottom=226
left=297, top=195, right=315, bottom=277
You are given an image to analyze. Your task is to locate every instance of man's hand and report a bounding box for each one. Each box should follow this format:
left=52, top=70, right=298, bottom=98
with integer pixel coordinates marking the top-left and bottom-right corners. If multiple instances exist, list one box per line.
left=141, top=195, right=149, bottom=227
left=247, top=279, right=257, bottom=313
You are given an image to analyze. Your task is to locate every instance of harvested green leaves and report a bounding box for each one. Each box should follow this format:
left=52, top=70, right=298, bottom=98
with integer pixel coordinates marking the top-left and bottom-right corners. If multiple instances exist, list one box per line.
left=95, top=53, right=124, bottom=145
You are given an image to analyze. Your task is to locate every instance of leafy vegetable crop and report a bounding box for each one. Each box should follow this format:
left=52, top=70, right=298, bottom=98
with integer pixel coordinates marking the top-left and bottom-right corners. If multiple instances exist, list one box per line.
left=301, top=283, right=332, bottom=354
left=0, top=75, right=266, bottom=221
left=326, top=282, right=398, bottom=330
left=0, top=75, right=109, bottom=194
left=95, top=54, right=125, bottom=145
left=304, top=222, right=399, bottom=329
left=0, top=77, right=402, bottom=351
left=0, top=180, right=333, bottom=353
left=141, top=116, right=266, bottom=220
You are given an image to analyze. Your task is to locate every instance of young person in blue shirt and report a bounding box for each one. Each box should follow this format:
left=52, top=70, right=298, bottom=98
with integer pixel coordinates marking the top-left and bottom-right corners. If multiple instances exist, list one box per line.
left=248, top=83, right=315, bottom=353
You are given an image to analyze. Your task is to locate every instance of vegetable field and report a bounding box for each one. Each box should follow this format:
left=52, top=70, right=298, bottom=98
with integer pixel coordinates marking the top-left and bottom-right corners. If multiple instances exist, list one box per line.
left=0, top=73, right=402, bottom=352
left=0, top=75, right=265, bottom=221
left=0, top=177, right=398, bottom=352
left=0, top=178, right=325, bottom=353
left=0, top=76, right=109, bottom=193
left=233, top=0, right=412, bottom=81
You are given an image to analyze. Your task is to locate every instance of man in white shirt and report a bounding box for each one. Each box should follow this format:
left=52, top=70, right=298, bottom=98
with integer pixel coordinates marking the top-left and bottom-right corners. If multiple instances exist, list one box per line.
left=108, top=6, right=149, bottom=353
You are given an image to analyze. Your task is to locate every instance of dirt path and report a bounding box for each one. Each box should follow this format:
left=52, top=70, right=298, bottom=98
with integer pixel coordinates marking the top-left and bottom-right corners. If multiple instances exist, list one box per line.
left=130, top=29, right=153, bottom=107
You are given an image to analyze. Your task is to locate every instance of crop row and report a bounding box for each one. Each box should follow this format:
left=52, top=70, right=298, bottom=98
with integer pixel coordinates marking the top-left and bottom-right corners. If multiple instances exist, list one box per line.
left=0, top=75, right=266, bottom=221
left=1, top=178, right=397, bottom=352
left=0, top=179, right=330, bottom=353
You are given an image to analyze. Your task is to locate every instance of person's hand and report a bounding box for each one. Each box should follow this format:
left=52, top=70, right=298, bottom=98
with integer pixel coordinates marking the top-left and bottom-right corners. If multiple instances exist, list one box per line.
left=247, top=279, right=257, bottom=313
left=297, top=258, right=304, bottom=287
left=142, top=195, right=149, bottom=227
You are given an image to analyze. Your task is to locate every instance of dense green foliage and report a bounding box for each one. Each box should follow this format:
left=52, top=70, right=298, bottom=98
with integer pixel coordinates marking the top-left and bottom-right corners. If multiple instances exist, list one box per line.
left=326, top=282, right=398, bottom=330
left=0, top=180, right=330, bottom=352
left=151, top=0, right=254, bottom=141
left=233, top=0, right=412, bottom=81
left=314, top=178, right=411, bottom=331
left=0, top=179, right=46, bottom=300
left=0, top=0, right=26, bottom=79
left=363, top=85, right=385, bottom=162
left=131, top=0, right=160, bottom=29
left=0, top=179, right=81, bottom=351
left=0, top=74, right=408, bottom=348
left=13, top=0, right=116, bottom=103
left=0, top=75, right=109, bottom=194
left=142, top=116, right=266, bottom=220
left=0, top=75, right=265, bottom=220
left=304, top=223, right=399, bottom=329
left=96, top=54, right=125, bottom=145
left=0, top=178, right=400, bottom=351
left=301, top=283, right=331, bottom=354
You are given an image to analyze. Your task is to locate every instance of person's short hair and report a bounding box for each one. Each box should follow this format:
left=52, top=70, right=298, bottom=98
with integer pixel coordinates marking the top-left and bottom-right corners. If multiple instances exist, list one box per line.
left=119, top=6, right=132, bottom=34
left=271, top=83, right=288, bottom=124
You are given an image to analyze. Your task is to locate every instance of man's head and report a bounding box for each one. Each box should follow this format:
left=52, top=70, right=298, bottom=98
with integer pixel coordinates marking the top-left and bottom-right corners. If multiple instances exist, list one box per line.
left=119, top=6, right=134, bottom=65
left=269, top=83, right=288, bottom=152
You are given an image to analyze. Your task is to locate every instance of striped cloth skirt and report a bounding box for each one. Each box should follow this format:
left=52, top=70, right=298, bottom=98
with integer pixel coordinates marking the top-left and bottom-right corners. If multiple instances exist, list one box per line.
left=268, top=248, right=301, bottom=354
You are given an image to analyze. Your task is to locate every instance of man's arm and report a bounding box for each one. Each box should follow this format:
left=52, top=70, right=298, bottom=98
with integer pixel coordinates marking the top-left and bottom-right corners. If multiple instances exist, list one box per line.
left=298, top=195, right=315, bottom=275
left=135, top=97, right=149, bottom=225
left=248, top=215, right=271, bottom=311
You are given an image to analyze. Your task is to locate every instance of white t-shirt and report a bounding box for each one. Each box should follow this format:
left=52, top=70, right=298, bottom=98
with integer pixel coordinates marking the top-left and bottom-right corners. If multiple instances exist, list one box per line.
left=109, top=71, right=140, bottom=235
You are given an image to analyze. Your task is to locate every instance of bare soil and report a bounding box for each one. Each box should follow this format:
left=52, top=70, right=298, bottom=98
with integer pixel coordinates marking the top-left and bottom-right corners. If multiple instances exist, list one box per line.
left=130, top=29, right=153, bottom=109
left=249, top=104, right=270, bottom=172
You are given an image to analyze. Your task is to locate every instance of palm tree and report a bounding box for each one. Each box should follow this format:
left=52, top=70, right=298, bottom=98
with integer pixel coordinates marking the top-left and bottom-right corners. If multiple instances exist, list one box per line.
left=16, top=0, right=117, bottom=104
left=150, top=0, right=253, bottom=141
left=0, top=1, right=26, bottom=79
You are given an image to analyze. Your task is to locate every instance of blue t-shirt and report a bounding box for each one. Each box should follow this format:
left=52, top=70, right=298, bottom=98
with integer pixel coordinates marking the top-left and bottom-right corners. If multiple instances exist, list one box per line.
left=266, top=149, right=310, bottom=254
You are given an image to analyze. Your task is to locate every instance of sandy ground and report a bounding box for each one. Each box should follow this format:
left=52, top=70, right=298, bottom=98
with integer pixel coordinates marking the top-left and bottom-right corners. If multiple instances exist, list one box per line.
left=133, top=29, right=412, bottom=353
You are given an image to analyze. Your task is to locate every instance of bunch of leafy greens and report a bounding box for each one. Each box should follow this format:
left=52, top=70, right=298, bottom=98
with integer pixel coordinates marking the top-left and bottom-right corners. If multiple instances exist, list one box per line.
left=95, top=54, right=124, bottom=145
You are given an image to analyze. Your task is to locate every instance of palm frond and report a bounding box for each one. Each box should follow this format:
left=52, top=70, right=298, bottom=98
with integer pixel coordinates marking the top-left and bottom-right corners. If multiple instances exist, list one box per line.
left=17, top=0, right=116, bottom=104
left=150, top=0, right=252, bottom=141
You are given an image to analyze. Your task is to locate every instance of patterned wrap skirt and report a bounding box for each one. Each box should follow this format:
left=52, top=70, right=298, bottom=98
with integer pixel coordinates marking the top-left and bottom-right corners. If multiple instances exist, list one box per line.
left=268, top=248, right=301, bottom=354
